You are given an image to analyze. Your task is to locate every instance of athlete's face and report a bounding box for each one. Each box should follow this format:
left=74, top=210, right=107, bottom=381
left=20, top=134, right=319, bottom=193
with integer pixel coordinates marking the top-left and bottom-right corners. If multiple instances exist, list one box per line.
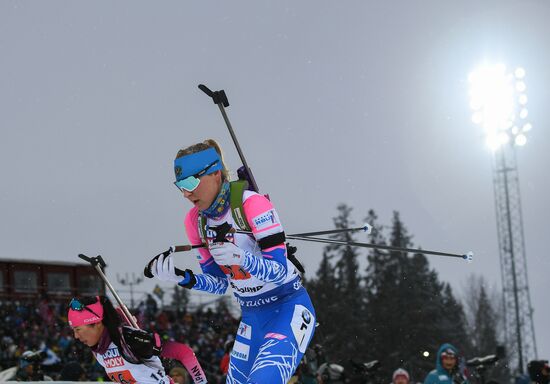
left=182, top=170, right=222, bottom=210
left=72, top=322, right=104, bottom=347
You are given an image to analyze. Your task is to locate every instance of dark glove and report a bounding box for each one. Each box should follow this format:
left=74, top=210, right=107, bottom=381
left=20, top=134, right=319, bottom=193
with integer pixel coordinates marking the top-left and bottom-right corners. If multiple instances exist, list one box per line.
left=122, top=326, right=162, bottom=359
left=178, top=268, right=197, bottom=289
left=209, top=222, right=233, bottom=243
left=286, top=242, right=305, bottom=274
left=452, top=371, right=467, bottom=384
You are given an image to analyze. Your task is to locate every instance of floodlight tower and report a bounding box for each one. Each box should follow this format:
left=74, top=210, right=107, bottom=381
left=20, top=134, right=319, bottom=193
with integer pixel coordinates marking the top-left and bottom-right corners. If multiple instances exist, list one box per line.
left=469, top=64, right=537, bottom=374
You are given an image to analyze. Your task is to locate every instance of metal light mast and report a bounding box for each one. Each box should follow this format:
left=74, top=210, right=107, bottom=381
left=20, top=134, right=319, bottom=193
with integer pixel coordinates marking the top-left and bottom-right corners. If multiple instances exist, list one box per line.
left=469, top=64, right=537, bottom=374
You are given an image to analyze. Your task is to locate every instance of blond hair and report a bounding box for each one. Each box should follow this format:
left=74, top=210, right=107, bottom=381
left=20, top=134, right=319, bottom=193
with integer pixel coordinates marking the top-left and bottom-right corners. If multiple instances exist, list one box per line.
left=175, top=139, right=229, bottom=181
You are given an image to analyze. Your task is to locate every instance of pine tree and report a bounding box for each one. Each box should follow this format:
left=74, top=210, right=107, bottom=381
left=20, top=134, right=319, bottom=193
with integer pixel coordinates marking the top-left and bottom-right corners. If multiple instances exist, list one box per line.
left=440, top=283, right=472, bottom=353
left=364, top=211, right=471, bottom=382
left=472, top=285, right=498, bottom=354
left=308, top=204, right=365, bottom=363
left=309, top=206, right=474, bottom=383
left=364, top=209, right=394, bottom=364
left=307, top=251, right=340, bottom=350
left=463, top=275, right=501, bottom=356
left=366, top=212, right=409, bottom=375
left=462, top=275, right=509, bottom=383
left=333, top=204, right=365, bottom=360
left=400, top=252, right=447, bottom=379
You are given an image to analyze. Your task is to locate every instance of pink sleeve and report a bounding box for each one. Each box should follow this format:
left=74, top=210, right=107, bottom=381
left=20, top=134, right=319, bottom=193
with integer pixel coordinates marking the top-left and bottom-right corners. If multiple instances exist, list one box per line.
left=184, top=208, right=212, bottom=265
left=161, top=341, right=207, bottom=384
left=243, top=193, right=286, bottom=253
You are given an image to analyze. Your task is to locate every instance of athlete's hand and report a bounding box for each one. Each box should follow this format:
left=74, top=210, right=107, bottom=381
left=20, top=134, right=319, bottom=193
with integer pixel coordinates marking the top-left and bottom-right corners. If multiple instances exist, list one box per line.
left=144, top=247, right=174, bottom=278
left=178, top=269, right=197, bottom=289
left=209, top=241, right=246, bottom=266
left=122, top=326, right=162, bottom=358
left=150, top=254, right=195, bottom=289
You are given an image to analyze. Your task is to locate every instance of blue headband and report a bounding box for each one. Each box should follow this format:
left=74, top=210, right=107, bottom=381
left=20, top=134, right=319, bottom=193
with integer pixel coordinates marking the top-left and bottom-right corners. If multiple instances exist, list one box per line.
left=174, top=147, right=223, bottom=181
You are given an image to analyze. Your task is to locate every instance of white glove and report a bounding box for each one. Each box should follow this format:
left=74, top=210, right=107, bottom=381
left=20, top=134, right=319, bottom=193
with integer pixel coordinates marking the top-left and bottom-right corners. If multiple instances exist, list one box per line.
left=209, top=241, right=247, bottom=266
left=151, top=254, right=184, bottom=284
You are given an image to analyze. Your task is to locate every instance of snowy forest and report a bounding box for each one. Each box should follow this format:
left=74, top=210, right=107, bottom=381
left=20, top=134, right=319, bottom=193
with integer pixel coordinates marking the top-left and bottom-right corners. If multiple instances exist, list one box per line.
left=305, top=205, right=507, bottom=382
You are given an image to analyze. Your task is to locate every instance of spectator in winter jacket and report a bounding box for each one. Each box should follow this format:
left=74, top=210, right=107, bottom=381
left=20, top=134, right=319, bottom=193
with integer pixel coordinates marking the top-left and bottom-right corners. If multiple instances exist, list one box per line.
left=219, top=339, right=234, bottom=376
left=169, top=366, right=189, bottom=384
left=528, top=360, right=549, bottom=384
left=393, top=368, right=410, bottom=384
left=424, top=343, right=469, bottom=384
left=317, top=363, right=346, bottom=384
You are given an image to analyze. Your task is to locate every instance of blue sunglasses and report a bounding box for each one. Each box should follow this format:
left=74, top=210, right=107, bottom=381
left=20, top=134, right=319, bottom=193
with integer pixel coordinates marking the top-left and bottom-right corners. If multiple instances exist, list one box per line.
left=68, top=297, right=101, bottom=318
left=174, top=160, right=219, bottom=192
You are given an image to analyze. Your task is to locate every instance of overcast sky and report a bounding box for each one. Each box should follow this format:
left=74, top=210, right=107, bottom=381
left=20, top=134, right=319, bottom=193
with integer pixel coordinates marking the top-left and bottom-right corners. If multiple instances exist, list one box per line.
left=1, top=1, right=548, bottom=360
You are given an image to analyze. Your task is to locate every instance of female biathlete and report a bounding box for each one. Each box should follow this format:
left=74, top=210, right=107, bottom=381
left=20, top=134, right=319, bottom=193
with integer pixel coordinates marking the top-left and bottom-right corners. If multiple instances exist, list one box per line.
left=148, top=139, right=316, bottom=384
left=67, top=296, right=207, bottom=383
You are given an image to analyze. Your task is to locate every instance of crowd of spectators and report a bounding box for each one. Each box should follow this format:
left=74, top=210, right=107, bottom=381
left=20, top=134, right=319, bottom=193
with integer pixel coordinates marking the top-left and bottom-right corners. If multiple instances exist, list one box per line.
left=0, top=297, right=97, bottom=379
left=0, top=295, right=239, bottom=382
left=1, top=297, right=547, bottom=384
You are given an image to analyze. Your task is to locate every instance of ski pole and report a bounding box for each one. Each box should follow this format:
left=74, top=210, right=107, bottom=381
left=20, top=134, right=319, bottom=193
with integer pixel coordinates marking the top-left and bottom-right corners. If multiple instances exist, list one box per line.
left=290, top=224, right=372, bottom=237
left=235, top=230, right=473, bottom=261
left=78, top=254, right=140, bottom=329
left=154, top=224, right=371, bottom=254
left=164, top=231, right=473, bottom=261
left=142, top=246, right=201, bottom=278
left=198, top=84, right=259, bottom=192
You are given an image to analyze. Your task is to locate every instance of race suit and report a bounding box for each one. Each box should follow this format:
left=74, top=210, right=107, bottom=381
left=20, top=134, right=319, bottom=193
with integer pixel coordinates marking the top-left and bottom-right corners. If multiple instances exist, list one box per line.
left=184, top=190, right=316, bottom=384
left=94, top=341, right=170, bottom=384
left=162, top=341, right=207, bottom=384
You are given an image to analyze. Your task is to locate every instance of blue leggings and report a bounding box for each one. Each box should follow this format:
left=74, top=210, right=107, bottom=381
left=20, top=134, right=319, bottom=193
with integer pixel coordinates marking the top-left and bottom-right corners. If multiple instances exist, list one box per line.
left=226, top=289, right=316, bottom=384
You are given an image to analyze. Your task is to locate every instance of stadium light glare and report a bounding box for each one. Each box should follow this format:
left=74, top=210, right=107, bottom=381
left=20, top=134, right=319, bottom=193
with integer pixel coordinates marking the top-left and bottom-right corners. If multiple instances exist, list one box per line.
left=487, top=134, right=501, bottom=151
left=469, top=63, right=537, bottom=373
left=519, top=94, right=528, bottom=105
left=515, top=67, right=526, bottom=79
left=472, top=112, right=483, bottom=125
left=499, top=132, right=510, bottom=145
left=515, top=134, right=527, bottom=146
left=519, top=108, right=528, bottom=119
left=469, top=63, right=531, bottom=151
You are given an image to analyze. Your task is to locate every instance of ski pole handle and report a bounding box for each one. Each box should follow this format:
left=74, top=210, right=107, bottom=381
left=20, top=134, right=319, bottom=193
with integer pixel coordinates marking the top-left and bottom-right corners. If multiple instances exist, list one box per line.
left=143, top=264, right=188, bottom=279
left=198, top=83, right=259, bottom=192
left=144, top=223, right=236, bottom=278
left=198, top=84, right=229, bottom=107
left=78, top=254, right=139, bottom=329
left=173, top=244, right=204, bottom=252
left=142, top=246, right=204, bottom=278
